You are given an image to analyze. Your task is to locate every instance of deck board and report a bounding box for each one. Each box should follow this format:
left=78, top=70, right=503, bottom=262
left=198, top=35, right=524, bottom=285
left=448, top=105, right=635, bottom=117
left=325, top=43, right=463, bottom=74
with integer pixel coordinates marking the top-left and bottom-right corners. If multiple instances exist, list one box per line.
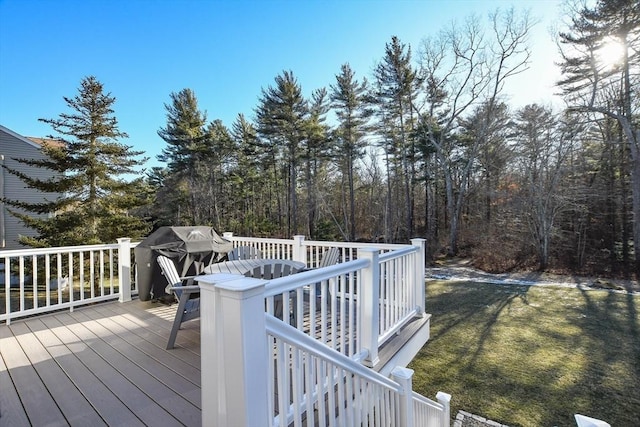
left=21, top=316, right=140, bottom=427
left=70, top=306, right=201, bottom=408
left=1, top=299, right=202, bottom=427
left=0, top=324, right=68, bottom=427
left=1, top=296, right=428, bottom=426
left=55, top=312, right=192, bottom=427
left=0, top=349, right=31, bottom=427
left=10, top=321, right=107, bottom=427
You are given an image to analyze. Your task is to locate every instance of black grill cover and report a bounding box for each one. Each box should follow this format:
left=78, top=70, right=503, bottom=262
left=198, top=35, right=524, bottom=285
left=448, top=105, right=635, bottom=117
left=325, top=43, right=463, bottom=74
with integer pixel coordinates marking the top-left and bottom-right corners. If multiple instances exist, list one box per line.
left=134, top=226, right=232, bottom=301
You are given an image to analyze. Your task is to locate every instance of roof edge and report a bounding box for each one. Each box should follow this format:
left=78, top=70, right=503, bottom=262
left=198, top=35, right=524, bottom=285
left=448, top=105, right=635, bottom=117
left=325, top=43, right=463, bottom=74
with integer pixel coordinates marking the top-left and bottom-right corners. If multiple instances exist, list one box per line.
left=0, top=124, right=42, bottom=149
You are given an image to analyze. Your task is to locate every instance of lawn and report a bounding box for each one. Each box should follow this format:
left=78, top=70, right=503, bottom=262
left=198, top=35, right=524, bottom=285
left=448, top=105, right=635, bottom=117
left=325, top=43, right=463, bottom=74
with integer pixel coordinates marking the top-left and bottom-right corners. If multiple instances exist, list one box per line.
left=409, top=280, right=640, bottom=427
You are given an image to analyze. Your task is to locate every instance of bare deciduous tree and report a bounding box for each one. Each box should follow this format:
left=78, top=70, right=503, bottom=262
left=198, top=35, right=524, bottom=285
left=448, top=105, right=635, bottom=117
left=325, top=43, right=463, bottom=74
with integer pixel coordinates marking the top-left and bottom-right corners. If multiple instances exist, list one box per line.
left=417, top=8, right=534, bottom=255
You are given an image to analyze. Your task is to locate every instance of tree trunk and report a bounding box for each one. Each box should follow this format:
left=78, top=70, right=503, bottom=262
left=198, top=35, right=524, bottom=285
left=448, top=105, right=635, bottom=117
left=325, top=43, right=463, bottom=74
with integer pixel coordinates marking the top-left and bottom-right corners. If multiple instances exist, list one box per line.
left=630, top=138, right=640, bottom=278
left=348, top=156, right=356, bottom=241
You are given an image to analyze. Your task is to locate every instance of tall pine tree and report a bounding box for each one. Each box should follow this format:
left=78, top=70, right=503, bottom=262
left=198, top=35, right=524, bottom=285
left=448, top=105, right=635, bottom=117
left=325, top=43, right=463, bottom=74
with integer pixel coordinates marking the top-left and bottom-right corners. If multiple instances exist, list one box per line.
left=156, top=88, right=208, bottom=225
left=3, top=76, right=149, bottom=246
left=330, top=63, right=371, bottom=241
left=255, top=70, right=309, bottom=236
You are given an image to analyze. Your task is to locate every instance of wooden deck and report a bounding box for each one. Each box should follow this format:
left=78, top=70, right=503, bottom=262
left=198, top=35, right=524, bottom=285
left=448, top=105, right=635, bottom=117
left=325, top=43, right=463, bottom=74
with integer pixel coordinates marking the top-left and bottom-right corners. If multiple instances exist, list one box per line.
left=0, top=299, right=202, bottom=427
left=1, top=297, right=429, bottom=427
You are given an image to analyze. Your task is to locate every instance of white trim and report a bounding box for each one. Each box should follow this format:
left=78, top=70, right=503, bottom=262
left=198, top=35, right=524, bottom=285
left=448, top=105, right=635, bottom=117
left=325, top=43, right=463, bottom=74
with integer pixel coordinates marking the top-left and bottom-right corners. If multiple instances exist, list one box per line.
left=0, top=124, right=42, bottom=149
left=0, top=154, right=4, bottom=248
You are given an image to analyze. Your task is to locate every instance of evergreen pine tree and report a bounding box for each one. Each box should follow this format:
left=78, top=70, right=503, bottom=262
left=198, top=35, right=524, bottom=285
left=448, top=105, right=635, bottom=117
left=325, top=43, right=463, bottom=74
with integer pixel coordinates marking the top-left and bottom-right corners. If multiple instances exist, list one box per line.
left=330, top=63, right=371, bottom=241
left=2, top=76, right=150, bottom=246
left=156, top=88, right=208, bottom=225
left=255, top=70, right=309, bottom=236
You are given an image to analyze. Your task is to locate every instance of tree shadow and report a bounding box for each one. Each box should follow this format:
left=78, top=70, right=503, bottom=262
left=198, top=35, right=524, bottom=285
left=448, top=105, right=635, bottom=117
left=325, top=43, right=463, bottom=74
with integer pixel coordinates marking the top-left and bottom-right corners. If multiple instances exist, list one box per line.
left=563, top=288, right=640, bottom=425
left=415, top=280, right=640, bottom=426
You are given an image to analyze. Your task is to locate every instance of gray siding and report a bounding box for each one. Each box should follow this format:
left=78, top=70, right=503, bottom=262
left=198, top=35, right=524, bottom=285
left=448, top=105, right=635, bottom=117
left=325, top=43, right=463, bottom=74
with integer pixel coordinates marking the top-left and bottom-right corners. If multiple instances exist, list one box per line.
left=0, top=126, right=61, bottom=249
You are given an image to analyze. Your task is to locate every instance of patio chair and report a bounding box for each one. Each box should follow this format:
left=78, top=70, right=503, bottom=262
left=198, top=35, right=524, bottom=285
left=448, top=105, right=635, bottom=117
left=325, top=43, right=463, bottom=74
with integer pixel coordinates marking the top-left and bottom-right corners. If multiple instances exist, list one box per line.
left=157, top=255, right=200, bottom=349
left=228, top=246, right=262, bottom=260
left=245, top=261, right=302, bottom=322
left=313, top=247, right=341, bottom=302
left=318, top=247, right=340, bottom=268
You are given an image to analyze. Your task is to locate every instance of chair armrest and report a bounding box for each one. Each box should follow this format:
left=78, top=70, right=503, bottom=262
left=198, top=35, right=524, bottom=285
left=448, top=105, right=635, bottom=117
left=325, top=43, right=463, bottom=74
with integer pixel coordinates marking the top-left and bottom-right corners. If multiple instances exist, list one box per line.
left=170, top=285, right=200, bottom=293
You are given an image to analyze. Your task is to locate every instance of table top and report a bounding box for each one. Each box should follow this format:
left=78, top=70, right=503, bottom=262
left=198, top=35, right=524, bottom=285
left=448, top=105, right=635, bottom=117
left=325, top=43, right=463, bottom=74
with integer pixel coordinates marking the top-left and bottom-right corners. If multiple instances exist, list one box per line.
left=203, top=258, right=306, bottom=277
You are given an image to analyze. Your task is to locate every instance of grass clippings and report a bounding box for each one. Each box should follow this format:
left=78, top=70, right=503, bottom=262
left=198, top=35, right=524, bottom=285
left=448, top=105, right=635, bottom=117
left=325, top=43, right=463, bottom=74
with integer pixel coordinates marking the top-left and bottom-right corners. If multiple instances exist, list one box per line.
left=410, top=280, right=640, bottom=427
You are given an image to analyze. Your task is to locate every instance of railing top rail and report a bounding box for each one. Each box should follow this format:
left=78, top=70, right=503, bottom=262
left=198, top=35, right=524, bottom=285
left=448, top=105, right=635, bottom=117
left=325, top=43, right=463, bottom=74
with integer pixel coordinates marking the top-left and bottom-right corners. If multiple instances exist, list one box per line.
left=412, top=391, right=445, bottom=410
left=302, top=239, right=412, bottom=250
left=378, top=245, right=418, bottom=262
left=264, top=258, right=368, bottom=297
left=224, top=235, right=413, bottom=250
left=0, top=243, right=124, bottom=257
left=226, top=236, right=294, bottom=244
left=265, top=314, right=401, bottom=392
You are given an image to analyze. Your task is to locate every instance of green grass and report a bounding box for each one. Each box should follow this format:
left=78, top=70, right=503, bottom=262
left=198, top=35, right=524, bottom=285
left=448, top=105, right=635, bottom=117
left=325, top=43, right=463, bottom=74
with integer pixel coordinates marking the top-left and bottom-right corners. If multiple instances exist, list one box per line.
left=409, top=280, right=640, bottom=427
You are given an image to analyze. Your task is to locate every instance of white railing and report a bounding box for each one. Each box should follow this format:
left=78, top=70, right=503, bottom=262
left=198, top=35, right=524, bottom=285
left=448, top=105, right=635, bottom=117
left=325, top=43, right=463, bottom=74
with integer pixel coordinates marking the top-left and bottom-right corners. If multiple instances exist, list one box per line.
left=263, top=242, right=425, bottom=367
left=0, top=238, right=136, bottom=324
left=197, top=273, right=450, bottom=427
left=223, top=234, right=298, bottom=260
left=267, top=316, right=450, bottom=427
left=223, top=233, right=411, bottom=267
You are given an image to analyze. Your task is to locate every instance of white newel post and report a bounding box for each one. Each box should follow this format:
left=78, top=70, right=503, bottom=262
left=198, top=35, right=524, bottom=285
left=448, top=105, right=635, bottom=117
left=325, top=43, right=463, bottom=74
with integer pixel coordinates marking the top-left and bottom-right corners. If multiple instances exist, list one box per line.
left=392, top=366, right=415, bottom=427
left=117, top=238, right=131, bottom=303
left=436, top=391, right=452, bottom=427
left=197, top=274, right=270, bottom=427
left=222, top=232, right=233, bottom=241
left=358, top=247, right=380, bottom=367
left=411, top=238, right=426, bottom=315
left=292, top=235, right=306, bottom=264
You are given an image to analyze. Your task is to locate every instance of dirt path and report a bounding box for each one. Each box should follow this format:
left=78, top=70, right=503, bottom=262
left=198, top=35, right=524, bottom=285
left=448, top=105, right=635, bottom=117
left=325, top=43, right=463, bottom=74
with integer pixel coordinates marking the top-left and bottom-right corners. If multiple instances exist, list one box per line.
left=427, top=258, right=639, bottom=295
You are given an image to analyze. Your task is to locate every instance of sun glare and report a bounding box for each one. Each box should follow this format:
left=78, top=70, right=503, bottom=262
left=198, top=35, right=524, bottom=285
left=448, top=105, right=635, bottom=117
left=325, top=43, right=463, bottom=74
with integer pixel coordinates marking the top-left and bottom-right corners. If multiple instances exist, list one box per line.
left=597, top=38, right=625, bottom=70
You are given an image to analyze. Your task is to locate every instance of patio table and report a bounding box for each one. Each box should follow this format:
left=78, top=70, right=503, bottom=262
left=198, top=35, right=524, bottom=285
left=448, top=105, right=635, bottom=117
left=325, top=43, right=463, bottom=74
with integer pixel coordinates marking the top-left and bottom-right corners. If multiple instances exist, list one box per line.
left=202, top=258, right=306, bottom=277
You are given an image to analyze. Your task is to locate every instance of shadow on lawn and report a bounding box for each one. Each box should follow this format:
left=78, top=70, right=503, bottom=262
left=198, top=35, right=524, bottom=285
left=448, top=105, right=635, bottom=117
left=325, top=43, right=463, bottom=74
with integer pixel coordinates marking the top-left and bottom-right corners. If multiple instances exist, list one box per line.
left=569, top=288, right=640, bottom=425
left=417, top=281, right=640, bottom=426
left=426, top=281, right=530, bottom=350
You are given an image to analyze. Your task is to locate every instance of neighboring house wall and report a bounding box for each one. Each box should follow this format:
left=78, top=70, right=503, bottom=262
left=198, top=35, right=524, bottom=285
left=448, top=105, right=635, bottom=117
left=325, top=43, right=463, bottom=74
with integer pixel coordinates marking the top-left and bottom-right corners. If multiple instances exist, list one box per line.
left=0, top=125, right=61, bottom=249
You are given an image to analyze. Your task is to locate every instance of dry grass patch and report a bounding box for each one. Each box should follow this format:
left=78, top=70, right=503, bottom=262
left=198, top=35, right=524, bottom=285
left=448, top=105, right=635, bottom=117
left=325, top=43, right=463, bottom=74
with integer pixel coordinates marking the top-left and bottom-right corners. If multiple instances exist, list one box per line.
left=410, top=280, right=640, bottom=427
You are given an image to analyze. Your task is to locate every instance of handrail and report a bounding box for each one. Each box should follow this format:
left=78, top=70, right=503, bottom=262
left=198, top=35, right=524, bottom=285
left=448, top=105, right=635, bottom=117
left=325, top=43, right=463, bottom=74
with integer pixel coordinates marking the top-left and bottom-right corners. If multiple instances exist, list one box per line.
left=266, top=314, right=401, bottom=391
left=378, top=245, right=417, bottom=262
left=266, top=314, right=449, bottom=427
left=0, top=242, right=121, bottom=256
left=264, top=258, right=368, bottom=297
left=303, top=239, right=410, bottom=251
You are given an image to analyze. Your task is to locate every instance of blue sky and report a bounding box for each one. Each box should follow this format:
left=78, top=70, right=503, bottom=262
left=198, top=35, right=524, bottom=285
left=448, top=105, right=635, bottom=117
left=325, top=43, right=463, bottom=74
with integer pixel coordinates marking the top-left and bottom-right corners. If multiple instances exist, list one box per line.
left=0, top=0, right=562, bottom=172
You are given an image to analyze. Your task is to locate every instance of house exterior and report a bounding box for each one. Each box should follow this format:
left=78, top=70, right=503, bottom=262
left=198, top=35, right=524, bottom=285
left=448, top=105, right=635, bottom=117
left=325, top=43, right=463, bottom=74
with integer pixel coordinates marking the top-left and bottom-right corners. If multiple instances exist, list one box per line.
left=0, top=124, right=61, bottom=249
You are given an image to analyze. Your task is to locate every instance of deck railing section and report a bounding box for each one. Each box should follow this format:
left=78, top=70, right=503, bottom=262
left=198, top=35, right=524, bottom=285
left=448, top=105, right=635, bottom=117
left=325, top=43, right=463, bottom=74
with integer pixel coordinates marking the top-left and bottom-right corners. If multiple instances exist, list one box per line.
left=222, top=233, right=411, bottom=266
left=0, top=238, right=137, bottom=324
left=223, top=233, right=297, bottom=260
left=265, top=257, right=367, bottom=358
left=378, top=244, right=425, bottom=346
left=197, top=273, right=449, bottom=427
left=263, top=241, right=425, bottom=366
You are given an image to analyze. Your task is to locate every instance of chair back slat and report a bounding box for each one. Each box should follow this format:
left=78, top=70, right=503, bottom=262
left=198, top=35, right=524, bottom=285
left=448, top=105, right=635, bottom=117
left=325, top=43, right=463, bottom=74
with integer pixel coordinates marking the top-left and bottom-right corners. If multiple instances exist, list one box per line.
left=319, top=247, right=340, bottom=268
left=157, top=255, right=181, bottom=286
left=228, top=246, right=262, bottom=260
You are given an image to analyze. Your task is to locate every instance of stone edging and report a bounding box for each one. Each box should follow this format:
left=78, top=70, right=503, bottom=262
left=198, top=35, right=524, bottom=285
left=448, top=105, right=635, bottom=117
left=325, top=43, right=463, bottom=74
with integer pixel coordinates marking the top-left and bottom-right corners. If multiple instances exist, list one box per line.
left=454, top=410, right=511, bottom=427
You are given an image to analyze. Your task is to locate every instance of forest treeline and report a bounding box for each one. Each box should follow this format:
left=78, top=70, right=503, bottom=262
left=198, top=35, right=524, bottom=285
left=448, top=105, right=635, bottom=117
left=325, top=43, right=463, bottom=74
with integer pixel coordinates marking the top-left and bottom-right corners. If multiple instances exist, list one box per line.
left=4, top=1, right=639, bottom=278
